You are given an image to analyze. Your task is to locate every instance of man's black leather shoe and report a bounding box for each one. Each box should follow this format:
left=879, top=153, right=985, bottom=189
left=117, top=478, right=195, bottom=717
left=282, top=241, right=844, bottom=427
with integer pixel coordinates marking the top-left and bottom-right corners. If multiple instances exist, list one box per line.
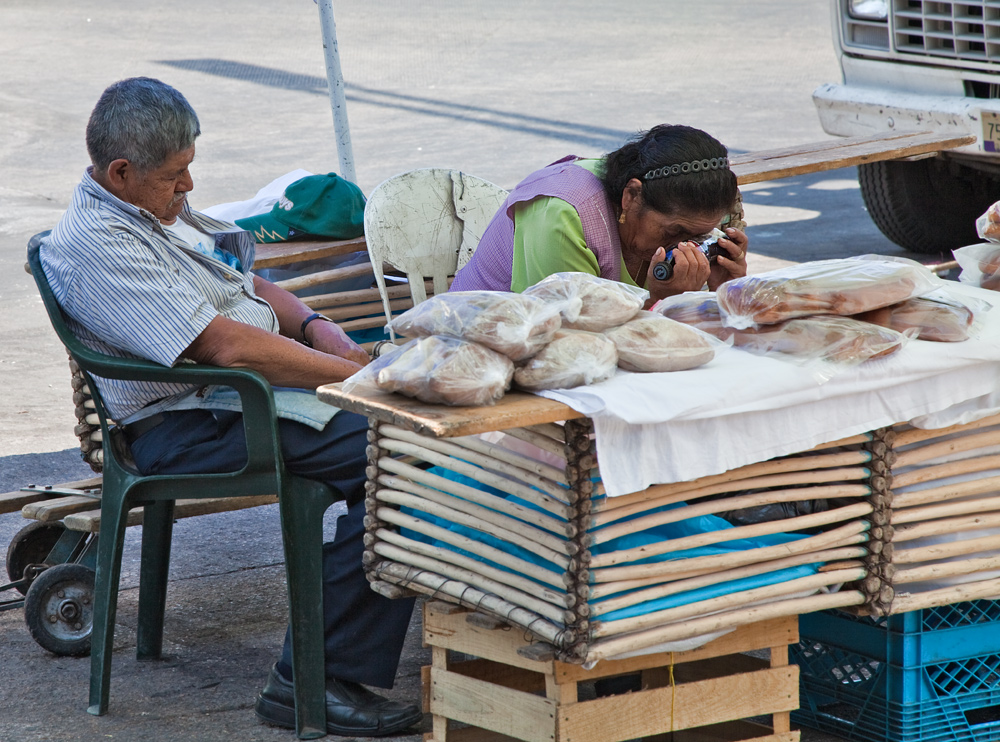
left=255, top=664, right=422, bottom=737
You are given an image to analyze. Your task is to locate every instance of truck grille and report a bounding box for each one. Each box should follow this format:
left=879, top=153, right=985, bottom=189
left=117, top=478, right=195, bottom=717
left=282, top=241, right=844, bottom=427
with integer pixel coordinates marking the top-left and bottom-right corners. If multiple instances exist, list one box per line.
left=892, top=0, right=1000, bottom=62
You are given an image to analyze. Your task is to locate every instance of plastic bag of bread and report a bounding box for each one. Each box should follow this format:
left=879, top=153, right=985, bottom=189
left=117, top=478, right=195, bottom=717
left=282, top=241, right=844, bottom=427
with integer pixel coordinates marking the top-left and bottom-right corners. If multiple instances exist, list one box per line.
left=513, top=329, right=618, bottom=391
left=651, top=291, right=734, bottom=341
left=342, top=336, right=514, bottom=406
left=389, top=291, right=562, bottom=362
left=852, top=294, right=974, bottom=342
left=522, top=271, right=647, bottom=332
left=603, top=310, right=719, bottom=372
left=732, top=315, right=906, bottom=365
left=716, top=255, right=942, bottom=329
left=954, top=243, right=1000, bottom=291
left=976, top=201, right=1000, bottom=243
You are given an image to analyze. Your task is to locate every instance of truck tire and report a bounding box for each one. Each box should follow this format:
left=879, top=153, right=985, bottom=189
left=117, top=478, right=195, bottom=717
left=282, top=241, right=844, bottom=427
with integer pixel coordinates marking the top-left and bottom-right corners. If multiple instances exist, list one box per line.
left=857, top=158, right=999, bottom=255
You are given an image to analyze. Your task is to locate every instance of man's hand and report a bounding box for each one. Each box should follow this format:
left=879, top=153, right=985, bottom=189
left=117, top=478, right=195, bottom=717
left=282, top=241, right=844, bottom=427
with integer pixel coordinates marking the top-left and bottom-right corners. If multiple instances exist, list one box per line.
left=305, top=318, right=370, bottom=367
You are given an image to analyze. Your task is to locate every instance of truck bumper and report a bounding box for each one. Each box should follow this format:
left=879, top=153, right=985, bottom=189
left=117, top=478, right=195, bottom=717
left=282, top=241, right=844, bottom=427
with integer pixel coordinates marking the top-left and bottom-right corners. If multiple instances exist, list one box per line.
left=813, top=62, right=1000, bottom=160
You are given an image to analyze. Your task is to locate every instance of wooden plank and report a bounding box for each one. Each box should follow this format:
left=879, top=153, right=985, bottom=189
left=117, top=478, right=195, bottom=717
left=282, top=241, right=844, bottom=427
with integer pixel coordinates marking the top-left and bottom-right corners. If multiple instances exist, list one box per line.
left=426, top=727, right=521, bottom=742
left=422, top=665, right=432, bottom=714
left=558, top=666, right=798, bottom=742
left=60, top=495, right=277, bottom=533
left=22, top=496, right=102, bottom=522
left=890, top=575, right=1000, bottom=614
left=426, top=605, right=797, bottom=686
left=303, top=280, right=433, bottom=310
left=554, top=616, right=797, bottom=684
left=338, top=315, right=393, bottom=333
left=429, top=668, right=557, bottom=742
left=321, top=297, right=413, bottom=323
left=0, top=477, right=102, bottom=515
left=449, top=658, right=546, bottom=694
left=424, top=603, right=553, bottom=673
left=670, top=654, right=768, bottom=685
left=730, top=130, right=975, bottom=185
left=642, top=655, right=765, bottom=692
left=253, top=236, right=367, bottom=269
left=316, top=383, right=581, bottom=439
left=671, top=722, right=799, bottom=742
left=274, top=260, right=375, bottom=293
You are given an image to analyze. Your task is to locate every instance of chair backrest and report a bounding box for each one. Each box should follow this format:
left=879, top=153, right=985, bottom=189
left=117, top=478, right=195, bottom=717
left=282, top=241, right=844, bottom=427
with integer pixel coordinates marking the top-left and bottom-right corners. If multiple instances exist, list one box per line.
left=24, top=232, right=105, bottom=471
left=363, top=168, right=507, bottom=341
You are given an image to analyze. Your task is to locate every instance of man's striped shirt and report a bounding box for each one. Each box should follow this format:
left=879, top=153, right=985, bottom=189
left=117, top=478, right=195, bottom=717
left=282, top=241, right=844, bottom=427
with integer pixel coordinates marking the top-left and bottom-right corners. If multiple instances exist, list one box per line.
left=41, top=169, right=279, bottom=422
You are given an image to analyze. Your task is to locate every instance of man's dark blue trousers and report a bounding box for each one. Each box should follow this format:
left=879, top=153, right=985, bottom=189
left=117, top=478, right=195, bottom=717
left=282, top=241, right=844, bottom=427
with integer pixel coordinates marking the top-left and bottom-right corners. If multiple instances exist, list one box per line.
left=128, top=408, right=415, bottom=688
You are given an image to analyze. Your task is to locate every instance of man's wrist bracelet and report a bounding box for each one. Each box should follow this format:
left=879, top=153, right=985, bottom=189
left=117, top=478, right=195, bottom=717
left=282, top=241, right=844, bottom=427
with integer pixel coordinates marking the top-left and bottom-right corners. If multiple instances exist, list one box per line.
left=300, top=312, right=331, bottom=347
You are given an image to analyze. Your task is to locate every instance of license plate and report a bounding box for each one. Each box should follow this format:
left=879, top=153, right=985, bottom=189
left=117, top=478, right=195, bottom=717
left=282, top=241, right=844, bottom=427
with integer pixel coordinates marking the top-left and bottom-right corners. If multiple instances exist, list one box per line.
left=983, top=111, right=1000, bottom=152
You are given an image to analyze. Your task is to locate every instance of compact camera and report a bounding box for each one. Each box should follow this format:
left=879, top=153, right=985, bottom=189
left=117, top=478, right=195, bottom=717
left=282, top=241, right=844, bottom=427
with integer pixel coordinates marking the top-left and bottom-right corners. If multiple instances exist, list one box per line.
left=651, top=231, right=726, bottom=282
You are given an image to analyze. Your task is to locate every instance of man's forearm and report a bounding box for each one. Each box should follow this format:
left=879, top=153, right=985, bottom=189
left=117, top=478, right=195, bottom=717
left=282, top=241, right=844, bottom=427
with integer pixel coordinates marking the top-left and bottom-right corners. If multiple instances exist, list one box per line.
left=252, top=274, right=316, bottom=341
left=182, top=315, right=362, bottom=387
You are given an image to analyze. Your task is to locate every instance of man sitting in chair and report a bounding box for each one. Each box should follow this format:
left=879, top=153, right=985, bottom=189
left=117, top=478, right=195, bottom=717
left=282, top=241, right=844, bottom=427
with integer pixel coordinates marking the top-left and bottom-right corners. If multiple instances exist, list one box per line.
left=40, top=76, right=421, bottom=738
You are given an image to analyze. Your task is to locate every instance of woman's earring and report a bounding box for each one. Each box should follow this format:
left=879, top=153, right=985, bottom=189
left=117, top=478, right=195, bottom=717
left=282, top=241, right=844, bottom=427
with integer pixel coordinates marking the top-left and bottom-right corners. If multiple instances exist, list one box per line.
left=618, top=212, right=626, bottom=225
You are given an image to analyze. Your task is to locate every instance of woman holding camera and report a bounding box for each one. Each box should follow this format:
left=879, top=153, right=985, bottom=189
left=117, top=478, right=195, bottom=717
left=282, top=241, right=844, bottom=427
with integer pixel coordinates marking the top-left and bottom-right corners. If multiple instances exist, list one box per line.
left=450, top=124, right=749, bottom=303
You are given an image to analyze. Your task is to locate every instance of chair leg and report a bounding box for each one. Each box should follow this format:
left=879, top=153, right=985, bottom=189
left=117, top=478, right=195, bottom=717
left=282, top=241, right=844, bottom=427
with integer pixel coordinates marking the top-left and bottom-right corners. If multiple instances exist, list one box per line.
left=87, top=492, right=133, bottom=716
left=280, top=478, right=337, bottom=740
left=136, top=499, right=175, bottom=661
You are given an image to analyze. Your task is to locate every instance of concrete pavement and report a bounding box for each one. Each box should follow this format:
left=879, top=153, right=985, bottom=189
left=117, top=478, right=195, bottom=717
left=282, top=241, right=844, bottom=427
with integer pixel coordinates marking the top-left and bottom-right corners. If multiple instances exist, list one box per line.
left=1, top=1, right=886, bottom=739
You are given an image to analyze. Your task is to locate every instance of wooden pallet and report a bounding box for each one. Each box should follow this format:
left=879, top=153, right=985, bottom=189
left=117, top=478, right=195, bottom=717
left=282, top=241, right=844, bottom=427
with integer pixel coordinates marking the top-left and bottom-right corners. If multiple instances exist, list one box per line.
left=421, top=601, right=799, bottom=742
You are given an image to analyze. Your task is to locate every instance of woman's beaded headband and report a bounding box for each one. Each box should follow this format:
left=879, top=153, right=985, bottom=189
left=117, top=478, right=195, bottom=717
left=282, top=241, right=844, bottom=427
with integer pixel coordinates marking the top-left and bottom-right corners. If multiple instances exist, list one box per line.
left=643, top=156, right=729, bottom=180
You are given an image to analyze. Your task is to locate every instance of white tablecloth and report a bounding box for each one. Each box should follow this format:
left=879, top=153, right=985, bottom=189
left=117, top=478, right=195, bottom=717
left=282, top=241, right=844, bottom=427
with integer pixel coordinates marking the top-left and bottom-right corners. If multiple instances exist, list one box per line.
left=541, top=283, right=1000, bottom=497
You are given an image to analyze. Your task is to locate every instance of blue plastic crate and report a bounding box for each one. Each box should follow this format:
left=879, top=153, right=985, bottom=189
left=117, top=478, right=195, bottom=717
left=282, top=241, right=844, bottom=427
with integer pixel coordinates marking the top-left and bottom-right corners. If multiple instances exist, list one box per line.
left=793, top=600, right=1000, bottom=742
left=794, top=666, right=1000, bottom=742
left=798, top=601, right=1000, bottom=703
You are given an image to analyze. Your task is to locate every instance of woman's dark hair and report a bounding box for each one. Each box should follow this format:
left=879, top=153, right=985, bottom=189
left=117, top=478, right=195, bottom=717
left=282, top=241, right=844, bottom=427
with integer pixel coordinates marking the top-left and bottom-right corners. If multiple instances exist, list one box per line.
left=603, top=124, right=738, bottom=219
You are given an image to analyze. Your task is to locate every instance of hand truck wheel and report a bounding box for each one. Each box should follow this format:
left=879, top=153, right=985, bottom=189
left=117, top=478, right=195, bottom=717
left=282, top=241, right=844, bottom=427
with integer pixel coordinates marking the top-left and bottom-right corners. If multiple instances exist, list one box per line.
left=23, top=562, right=95, bottom=656
left=6, top=521, right=66, bottom=595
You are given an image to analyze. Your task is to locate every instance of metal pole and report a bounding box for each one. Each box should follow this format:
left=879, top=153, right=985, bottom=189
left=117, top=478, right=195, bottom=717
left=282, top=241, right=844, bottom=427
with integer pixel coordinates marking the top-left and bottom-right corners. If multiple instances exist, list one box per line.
left=317, top=0, right=356, bottom=184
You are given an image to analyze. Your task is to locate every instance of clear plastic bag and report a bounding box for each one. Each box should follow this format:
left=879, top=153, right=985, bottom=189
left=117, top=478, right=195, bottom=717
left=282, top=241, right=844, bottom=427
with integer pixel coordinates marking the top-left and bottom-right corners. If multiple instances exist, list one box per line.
left=342, top=335, right=514, bottom=406
left=976, top=200, right=1000, bottom=243
left=650, top=291, right=734, bottom=341
left=388, top=291, right=562, bottom=362
left=732, top=314, right=906, bottom=365
left=716, top=255, right=943, bottom=329
left=603, top=310, right=719, bottom=373
left=513, top=329, right=618, bottom=391
left=852, top=292, right=975, bottom=342
left=953, top=243, right=1000, bottom=291
left=522, top=271, right=648, bottom=332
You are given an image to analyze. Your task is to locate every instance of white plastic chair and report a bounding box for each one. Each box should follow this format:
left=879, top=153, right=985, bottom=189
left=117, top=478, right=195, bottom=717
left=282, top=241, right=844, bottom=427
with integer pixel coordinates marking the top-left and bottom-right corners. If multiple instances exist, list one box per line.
left=363, top=168, right=507, bottom=341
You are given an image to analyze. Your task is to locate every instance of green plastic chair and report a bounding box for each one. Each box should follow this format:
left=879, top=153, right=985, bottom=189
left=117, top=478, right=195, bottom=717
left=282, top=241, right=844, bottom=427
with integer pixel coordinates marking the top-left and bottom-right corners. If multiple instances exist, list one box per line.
left=28, top=232, right=335, bottom=740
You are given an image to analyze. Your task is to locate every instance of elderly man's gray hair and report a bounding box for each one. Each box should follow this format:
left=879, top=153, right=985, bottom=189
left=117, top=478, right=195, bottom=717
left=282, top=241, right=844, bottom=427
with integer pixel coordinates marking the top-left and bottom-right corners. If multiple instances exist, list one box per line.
left=86, top=77, right=201, bottom=174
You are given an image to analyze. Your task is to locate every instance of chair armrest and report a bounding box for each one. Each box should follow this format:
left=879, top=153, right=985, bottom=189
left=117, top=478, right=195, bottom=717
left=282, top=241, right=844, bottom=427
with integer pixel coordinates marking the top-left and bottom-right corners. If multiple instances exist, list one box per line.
left=81, top=355, right=282, bottom=476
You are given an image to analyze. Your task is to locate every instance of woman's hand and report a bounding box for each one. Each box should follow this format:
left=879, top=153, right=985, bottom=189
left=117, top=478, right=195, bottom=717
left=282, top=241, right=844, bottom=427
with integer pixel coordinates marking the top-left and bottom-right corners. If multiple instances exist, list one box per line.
left=645, top=241, right=713, bottom=302
left=306, top=320, right=371, bottom=367
left=707, top=227, right=748, bottom=291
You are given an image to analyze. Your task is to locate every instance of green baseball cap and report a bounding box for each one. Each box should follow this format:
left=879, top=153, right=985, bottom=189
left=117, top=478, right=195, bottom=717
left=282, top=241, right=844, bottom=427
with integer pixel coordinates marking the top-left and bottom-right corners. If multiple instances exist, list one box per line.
left=235, top=172, right=366, bottom=243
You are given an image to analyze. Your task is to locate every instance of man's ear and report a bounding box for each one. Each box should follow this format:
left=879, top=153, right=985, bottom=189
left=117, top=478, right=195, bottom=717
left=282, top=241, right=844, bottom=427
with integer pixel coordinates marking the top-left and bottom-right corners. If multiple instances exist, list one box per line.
left=103, top=158, right=133, bottom=191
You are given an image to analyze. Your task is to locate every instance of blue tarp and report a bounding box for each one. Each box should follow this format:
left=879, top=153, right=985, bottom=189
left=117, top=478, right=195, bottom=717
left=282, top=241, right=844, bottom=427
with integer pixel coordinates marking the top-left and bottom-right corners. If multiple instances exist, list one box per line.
left=400, top=466, right=820, bottom=627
